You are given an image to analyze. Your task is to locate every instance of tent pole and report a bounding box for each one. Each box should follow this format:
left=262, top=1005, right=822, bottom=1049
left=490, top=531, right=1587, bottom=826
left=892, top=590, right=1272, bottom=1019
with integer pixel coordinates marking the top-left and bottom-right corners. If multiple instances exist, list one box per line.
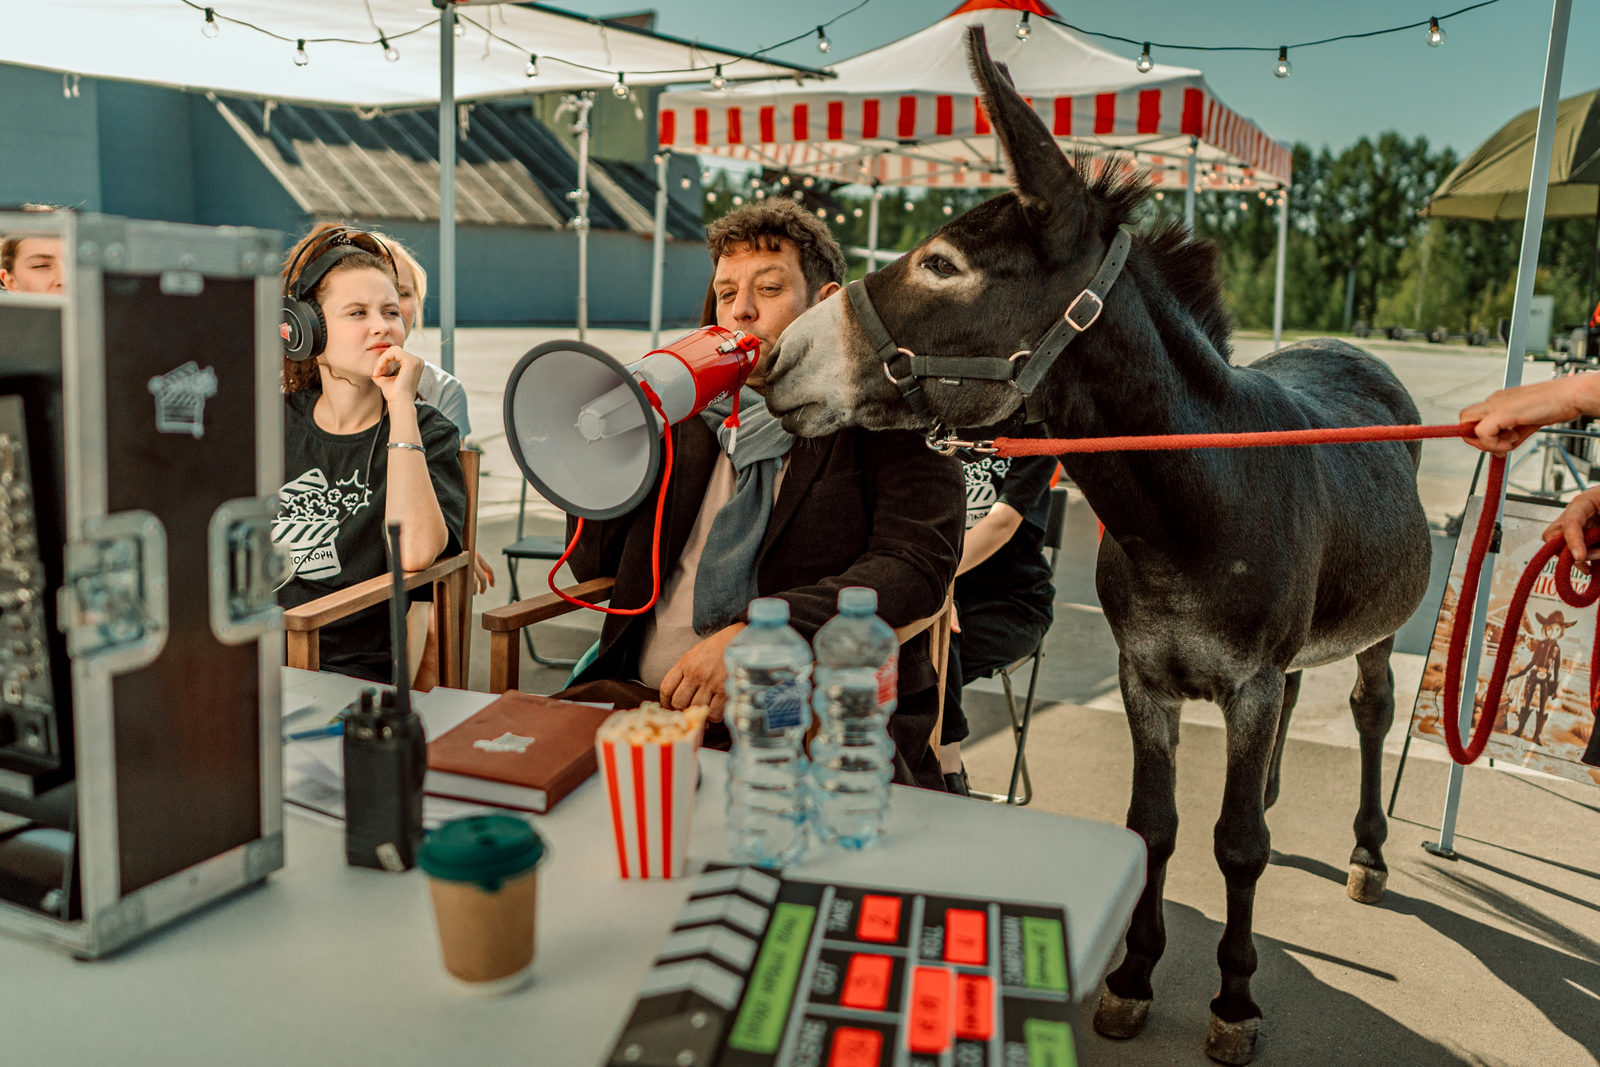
left=437, top=2, right=456, bottom=375
left=650, top=151, right=668, bottom=348
left=1427, top=0, right=1571, bottom=859
left=867, top=183, right=881, bottom=269
left=1273, top=187, right=1288, bottom=350
left=566, top=92, right=595, bottom=341
left=1183, top=136, right=1198, bottom=232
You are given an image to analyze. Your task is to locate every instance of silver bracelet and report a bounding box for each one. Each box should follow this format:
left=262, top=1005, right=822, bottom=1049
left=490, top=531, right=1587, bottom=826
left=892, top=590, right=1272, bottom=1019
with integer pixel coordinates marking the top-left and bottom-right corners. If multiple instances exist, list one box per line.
left=387, top=441, right=425, bottom=454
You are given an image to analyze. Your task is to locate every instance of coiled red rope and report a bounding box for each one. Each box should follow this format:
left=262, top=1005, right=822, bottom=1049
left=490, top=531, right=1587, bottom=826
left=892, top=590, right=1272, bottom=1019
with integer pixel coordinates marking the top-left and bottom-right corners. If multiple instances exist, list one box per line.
left=994, top=422, right=1600, bottom=766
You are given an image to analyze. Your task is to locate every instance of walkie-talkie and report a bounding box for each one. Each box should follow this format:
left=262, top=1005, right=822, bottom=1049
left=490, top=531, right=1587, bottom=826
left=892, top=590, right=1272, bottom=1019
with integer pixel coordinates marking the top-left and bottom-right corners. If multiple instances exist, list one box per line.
left=343, top=521, right=427, bottom=871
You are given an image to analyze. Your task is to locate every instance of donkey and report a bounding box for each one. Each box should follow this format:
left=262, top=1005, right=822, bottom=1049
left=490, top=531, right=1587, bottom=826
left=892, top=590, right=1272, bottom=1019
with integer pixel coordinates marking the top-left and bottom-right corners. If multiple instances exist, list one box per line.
left=762, top=27, right=1430, bottom=1066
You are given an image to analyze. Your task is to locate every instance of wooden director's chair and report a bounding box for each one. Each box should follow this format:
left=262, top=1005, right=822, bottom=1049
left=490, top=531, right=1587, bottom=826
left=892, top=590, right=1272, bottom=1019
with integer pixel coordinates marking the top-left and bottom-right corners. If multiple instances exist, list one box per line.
left=283, top=449, right=480, bottom=689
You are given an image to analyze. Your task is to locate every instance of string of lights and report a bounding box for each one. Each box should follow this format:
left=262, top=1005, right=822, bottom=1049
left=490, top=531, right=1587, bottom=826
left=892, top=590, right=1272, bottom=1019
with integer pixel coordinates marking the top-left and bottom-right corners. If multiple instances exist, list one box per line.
left=999, top=0, right=1499, bottom=79
left=175, top=0, right=867, bottom=86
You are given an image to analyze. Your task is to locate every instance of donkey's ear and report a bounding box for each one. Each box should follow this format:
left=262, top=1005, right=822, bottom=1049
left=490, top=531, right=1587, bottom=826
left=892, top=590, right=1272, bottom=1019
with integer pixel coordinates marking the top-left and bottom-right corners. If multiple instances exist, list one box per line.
left=966, top=26, right=1084, bottom=234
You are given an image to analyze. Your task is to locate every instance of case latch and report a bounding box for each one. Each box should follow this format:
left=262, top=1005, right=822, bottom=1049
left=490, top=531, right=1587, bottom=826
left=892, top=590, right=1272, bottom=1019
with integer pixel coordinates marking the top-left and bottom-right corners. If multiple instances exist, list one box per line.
left=58, top=511, right=168, bottom=669
left=208, top=496, right=286, bottom=644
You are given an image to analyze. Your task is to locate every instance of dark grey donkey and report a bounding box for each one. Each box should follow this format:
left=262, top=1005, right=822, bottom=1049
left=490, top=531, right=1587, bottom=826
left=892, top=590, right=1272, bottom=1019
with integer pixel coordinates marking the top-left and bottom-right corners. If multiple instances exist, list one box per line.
left=762, top=27, right=1430, bottom=1066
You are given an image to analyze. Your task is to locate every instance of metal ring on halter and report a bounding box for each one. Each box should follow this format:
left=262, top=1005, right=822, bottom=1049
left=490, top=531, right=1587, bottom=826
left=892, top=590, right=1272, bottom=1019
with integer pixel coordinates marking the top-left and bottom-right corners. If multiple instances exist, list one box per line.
left=882, top=346, right=917, bottom=386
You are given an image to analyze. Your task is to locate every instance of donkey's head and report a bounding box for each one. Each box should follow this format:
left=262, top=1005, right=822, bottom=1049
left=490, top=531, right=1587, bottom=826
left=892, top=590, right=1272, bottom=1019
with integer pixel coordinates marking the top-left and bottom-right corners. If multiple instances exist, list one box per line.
left=764, top=26, right=1150, bottom=436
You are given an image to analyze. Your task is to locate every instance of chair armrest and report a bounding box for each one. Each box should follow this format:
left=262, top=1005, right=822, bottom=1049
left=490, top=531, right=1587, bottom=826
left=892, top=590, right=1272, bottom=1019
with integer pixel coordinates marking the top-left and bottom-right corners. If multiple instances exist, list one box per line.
left=893, top=589, right=953, bottom=645
left=481, top=577, right=615, bottom=633
left=282, top=553, right=470, bottom=632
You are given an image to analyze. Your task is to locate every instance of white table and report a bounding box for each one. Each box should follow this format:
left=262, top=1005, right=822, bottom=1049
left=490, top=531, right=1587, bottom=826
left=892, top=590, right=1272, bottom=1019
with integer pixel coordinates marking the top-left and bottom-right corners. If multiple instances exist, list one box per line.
left=2, top=670, right=1144, bottom=1067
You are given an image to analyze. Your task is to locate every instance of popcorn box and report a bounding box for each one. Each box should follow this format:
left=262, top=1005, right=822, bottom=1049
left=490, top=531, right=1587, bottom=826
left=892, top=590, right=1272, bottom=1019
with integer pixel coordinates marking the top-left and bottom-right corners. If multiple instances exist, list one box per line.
left=595, top=705, right=707, bottom=880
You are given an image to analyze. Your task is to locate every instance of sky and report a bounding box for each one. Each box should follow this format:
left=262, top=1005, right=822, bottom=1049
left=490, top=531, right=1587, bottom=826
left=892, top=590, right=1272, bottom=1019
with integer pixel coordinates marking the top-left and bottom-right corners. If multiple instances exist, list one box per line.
left=551, top=0, right=1600, bottom=159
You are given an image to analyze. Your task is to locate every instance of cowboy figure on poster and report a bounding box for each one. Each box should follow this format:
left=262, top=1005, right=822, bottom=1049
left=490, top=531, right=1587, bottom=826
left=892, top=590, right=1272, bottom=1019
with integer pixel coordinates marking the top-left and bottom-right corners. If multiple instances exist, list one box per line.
left=1507, top=609, right=1577, bottom=745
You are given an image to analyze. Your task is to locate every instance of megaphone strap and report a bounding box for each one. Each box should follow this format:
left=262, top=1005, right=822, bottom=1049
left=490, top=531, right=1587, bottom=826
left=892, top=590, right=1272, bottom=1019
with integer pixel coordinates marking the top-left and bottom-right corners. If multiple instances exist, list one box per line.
left=549, top=382, right=674, bottom=618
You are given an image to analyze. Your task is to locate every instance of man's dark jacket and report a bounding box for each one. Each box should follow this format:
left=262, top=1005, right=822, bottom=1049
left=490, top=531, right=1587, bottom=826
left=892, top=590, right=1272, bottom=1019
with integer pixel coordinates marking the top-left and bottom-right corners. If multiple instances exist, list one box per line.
left=566, top=416, right=964, bottom=789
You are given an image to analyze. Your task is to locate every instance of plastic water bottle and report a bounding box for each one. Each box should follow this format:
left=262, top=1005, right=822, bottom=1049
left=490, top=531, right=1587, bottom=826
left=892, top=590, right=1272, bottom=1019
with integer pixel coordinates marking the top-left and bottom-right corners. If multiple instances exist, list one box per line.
left=810, top=587, right=897, bottom=850
left=724, top=597, right=813, bottom=867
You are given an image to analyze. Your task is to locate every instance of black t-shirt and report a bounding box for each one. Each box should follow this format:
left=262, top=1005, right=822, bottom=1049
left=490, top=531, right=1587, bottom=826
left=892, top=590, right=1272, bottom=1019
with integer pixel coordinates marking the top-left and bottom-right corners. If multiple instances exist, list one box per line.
left=955, top=453, right=1055, bottom=612
left=275, top=392, right=466, bottom=681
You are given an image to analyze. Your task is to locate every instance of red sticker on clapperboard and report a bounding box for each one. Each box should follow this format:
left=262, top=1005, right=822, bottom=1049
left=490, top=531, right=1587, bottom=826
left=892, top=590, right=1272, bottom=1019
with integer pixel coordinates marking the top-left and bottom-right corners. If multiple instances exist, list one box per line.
left=828, top=1026, right=883, bottom=1067
left=907, top=967, right=954, bottom=1054
left=841, top=954, right=893, bottom=1011
left=943, top=908, right=986, bottom=965
left=856, top=894, right=902, bottom=943
left=954, top=974, right=994, bottom=1040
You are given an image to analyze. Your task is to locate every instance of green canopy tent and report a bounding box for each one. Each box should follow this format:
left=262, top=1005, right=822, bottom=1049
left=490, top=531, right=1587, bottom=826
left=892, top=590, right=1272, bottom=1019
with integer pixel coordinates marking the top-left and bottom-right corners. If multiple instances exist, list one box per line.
left=1425, top=87, right=1600, bottom=330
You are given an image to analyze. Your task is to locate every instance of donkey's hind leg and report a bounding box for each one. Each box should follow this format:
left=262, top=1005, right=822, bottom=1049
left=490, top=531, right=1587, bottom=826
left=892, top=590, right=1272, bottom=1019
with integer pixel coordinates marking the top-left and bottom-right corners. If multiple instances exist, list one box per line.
left=1094, top=661, right=1182, bottom=1041
left=1262, top=670, right=1301, bottom=810
left=1347, top=636, right=1396, bottom=904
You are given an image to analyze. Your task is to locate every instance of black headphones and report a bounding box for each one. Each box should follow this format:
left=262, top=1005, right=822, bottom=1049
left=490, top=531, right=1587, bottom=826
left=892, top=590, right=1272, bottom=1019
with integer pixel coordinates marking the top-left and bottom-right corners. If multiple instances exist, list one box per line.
left=280, top=226, right=397, bottom=361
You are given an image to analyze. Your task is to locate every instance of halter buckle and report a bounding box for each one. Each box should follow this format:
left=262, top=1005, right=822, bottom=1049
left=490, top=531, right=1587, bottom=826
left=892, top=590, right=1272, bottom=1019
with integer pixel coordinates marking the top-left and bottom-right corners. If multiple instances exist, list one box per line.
left=1064, top=289, right=1104, bottom=333
left=923, top=426, right=998, bottom=457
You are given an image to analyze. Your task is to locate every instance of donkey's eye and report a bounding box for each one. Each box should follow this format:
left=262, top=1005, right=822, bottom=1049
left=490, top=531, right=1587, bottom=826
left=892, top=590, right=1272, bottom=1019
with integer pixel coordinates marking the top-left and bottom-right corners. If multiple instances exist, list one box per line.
left=922, top=254, right=959, bottom=278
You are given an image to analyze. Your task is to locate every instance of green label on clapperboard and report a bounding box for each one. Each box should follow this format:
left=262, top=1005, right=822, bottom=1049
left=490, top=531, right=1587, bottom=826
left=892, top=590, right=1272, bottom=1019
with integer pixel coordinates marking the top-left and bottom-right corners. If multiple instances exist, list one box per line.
left=727, top=902, right=816, bottom=1053
left=1024, top=1018, right=1077, bottom=1067
left=1021, top=916, right=1068, bottom=992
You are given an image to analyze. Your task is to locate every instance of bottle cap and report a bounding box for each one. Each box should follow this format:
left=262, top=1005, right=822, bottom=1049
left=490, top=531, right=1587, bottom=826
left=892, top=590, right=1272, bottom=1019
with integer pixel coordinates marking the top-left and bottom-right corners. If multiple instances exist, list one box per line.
left=837, top=586, right=877, bottom=615
left=748, top=597, right=789, bottom=625
left=419, top=814, right=547, bottom=891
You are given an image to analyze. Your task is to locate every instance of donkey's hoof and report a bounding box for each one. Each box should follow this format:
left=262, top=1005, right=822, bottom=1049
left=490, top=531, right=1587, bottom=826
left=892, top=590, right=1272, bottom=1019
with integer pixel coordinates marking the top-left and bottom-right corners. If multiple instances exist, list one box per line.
left=1093, top=989, right=1151, bottom=1039
left=1205, top=1013, right=1261, bottom=1065
left=1346, top=862, right=1388, bottom=904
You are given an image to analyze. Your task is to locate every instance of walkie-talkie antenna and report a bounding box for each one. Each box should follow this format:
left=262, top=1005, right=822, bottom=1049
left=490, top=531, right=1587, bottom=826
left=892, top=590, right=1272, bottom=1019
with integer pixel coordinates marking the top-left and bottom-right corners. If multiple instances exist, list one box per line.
left=384, top=521, right=413, bottom=718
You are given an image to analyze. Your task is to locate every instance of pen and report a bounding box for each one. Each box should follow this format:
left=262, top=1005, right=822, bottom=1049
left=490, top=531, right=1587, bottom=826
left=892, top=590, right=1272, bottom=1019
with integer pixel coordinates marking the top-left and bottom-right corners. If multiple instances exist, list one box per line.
left=283, top=723, right=345, bottom=743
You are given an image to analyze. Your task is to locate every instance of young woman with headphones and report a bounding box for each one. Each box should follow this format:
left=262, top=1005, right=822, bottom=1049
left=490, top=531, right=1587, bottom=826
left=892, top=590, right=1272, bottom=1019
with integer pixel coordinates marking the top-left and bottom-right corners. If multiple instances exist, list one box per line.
left=275, top=224, right=467, bottom=683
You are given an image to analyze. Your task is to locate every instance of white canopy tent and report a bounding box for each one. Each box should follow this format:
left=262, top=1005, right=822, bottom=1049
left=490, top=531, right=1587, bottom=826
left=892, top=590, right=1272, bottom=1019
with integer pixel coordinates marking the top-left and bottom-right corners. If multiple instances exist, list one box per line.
left=655, top=0, right=1294, bottom=343
left=0, top=0, right=828, bottom=368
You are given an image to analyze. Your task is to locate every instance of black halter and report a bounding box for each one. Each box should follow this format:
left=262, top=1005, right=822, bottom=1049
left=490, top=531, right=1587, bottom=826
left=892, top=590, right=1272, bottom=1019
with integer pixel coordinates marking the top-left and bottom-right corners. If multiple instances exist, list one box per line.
left=845, top=227, right=1133, bottom=448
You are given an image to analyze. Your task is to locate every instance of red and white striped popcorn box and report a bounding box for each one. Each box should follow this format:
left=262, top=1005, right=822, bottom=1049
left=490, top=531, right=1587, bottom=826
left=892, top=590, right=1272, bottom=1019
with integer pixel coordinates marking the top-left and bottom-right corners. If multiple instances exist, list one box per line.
left=595, top=711, right=703, bottom=880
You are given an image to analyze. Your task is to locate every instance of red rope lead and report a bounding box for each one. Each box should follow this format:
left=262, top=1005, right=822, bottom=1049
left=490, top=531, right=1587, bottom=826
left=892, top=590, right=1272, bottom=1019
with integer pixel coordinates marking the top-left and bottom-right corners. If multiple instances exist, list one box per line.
left=1439, top=454, right=1600, bottom=764
left=992, top=422, right=1476, bottom=456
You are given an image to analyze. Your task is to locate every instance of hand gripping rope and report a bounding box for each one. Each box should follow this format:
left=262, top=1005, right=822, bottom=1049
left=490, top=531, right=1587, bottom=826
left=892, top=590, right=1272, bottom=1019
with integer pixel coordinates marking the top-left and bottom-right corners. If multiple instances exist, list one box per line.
left=988, top=422, right=1599, bottom=766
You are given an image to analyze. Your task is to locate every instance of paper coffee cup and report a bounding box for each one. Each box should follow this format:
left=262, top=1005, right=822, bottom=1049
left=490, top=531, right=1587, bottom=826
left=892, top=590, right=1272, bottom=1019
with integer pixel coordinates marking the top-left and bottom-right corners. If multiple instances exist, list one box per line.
left=596, top=712, right=701, bottom=880
left=418, top=814, right=547, bottom=995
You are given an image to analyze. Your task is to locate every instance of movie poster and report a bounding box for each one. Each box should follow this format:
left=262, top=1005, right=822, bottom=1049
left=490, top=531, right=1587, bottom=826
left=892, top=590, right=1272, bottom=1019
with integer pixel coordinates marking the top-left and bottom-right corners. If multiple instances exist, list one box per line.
left=1411, top=495, right=1600, bottom=787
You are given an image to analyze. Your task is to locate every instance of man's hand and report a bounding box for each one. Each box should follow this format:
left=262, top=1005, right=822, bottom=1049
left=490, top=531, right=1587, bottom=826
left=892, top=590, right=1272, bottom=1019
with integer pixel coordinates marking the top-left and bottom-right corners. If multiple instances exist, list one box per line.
left=659, top=623, right=746, bottom=721
left=1459, top=375, right=1599, bottom=455
left=472, top=550, right=495, bottom=595
left=1542, top=486, right=1600, bottom=563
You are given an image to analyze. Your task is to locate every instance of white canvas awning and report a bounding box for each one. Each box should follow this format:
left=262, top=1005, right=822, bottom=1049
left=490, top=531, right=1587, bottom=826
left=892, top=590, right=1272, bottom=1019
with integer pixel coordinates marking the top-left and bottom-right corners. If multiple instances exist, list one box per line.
left=658, top=0, right=1290, bottom=190
left=0, top=0, right=827, bottom=109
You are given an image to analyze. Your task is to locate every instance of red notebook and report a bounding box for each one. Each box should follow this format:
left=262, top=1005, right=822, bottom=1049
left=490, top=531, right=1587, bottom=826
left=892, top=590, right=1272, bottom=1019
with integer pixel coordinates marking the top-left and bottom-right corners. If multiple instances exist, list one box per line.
left=425, top=691, right=615, bottom=813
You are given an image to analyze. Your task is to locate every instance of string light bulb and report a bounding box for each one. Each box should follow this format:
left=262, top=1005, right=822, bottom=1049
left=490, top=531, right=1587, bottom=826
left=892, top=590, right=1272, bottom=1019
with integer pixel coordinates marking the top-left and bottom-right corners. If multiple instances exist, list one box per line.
left=293, top=39, right=309, bottom=67
left=454, top=18, right=466, bottom=38
left=815, top=26, right=831, bottom=54
left=1016, top=12, right=1031, bottom=41
left=680, top=177, right=691, bottom=189
left=1273, top=45, right=1291, bottom=78
left=525, top=54, right=539, bottom=78
left=1426, top=16, right=1445, bottom=46
left=201, top=7, right=220, bottom=38
left=1136, top=43, right=1153, bottom=73
left=611, top=72, right=629, bottom=99
left=732, top=195, right=744, bottom=205
left=706, top=192, right=717, bottom=203
left=834, top=213, right=845, bottom=224
left=380, top=36, right=399, bottom=63
left=904, top=200, right=915, bottom=211
left=710, top=64, right=725, bottom=91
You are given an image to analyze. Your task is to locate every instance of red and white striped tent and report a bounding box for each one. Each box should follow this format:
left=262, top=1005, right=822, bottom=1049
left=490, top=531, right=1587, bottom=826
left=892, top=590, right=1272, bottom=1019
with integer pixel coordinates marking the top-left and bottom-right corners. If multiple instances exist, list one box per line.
left=657, top=0, right=1291, bottom=193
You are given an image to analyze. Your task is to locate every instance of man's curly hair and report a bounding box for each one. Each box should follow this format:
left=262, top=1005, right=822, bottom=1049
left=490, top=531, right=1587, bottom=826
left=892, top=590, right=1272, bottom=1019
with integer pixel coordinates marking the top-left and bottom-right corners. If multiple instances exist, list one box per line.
left=706, top=198, right=846, bottom=296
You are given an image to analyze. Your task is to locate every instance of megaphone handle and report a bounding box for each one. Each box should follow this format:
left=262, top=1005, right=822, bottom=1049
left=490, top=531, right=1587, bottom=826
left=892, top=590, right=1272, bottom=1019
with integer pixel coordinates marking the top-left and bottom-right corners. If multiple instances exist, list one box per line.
left=547, top=384, right=673, bottom=616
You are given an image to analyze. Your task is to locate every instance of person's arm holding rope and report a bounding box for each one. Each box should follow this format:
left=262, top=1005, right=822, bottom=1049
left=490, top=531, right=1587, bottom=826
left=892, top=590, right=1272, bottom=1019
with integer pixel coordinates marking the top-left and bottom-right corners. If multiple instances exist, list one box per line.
left=1459, top=373, right=1600, bottom=456
left=1461, top=373, right=1600, bottom=561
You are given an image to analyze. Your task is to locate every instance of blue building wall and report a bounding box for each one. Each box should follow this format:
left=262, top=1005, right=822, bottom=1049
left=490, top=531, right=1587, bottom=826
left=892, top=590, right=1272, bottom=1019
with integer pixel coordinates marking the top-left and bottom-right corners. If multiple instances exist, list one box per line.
left=0, top=65, right=710, bottom=326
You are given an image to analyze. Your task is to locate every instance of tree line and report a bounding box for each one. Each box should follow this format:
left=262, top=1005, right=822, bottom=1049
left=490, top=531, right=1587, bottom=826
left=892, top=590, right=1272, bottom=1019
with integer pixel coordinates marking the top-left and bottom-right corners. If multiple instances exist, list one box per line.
left=705, top=134, right=1600, bottom=340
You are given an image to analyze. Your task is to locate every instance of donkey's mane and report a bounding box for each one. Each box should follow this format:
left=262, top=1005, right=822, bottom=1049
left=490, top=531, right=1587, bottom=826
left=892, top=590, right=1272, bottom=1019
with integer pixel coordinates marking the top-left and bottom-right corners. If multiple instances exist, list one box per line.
left=1078, top=151, right=1234, bottom=359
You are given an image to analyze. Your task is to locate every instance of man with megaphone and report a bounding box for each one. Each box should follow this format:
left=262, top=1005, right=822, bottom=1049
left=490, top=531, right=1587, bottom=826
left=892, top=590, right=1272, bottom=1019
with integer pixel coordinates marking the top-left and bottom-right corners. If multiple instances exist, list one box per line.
left=557, top=200, right=965, bottom=791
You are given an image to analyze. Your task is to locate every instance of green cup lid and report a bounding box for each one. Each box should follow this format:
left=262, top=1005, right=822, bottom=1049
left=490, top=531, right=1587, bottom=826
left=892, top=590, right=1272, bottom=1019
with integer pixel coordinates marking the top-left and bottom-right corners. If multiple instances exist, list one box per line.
left=419, top=814, right=547, bottom=887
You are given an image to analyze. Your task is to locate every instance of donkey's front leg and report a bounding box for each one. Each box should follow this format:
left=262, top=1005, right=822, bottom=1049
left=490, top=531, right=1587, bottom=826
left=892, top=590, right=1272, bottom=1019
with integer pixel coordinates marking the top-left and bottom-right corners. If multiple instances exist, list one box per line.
left=1094, top=660, right=1181, bottom=1041
left=1206, top=668, right=1284, bottom=1066
left=1347, top=637, right=1395, bottom=903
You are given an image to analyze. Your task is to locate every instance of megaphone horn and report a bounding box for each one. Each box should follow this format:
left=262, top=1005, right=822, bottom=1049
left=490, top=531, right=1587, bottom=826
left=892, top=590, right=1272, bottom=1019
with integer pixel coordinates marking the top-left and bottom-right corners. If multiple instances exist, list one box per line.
left=504, top=326, right=761, bottom=520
